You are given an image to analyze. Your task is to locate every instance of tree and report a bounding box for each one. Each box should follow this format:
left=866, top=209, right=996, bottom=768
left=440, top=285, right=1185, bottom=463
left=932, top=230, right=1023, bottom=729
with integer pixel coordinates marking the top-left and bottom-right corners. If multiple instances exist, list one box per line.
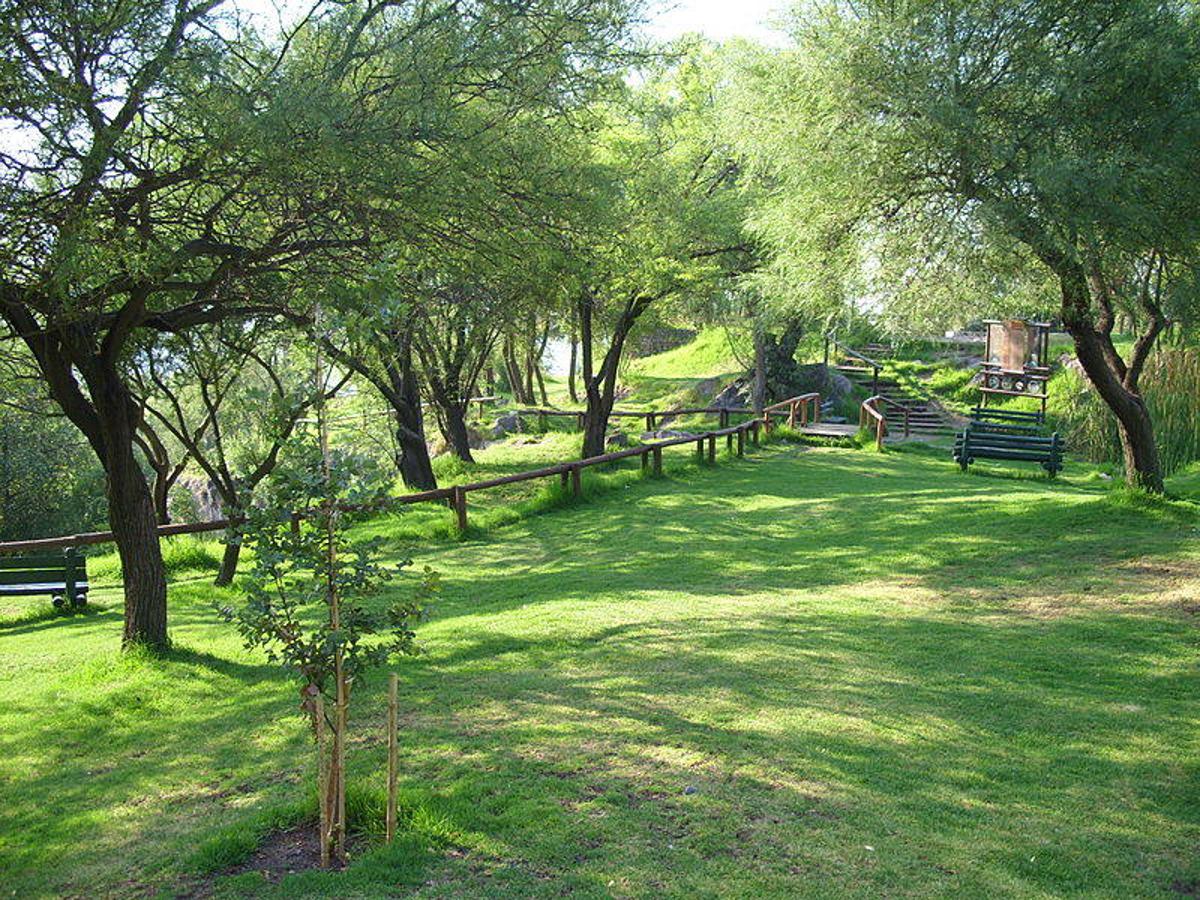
left=220, top=433, right=436, bottom=866
left=574, top=48, right=755, bottom=458
left=733, top=0, right=1200, bottom=490
left=131, top=321, right=346, bottom=585
left=412, top=281, right=507, bottom=463
left=0, top=0, right=643, bottom=648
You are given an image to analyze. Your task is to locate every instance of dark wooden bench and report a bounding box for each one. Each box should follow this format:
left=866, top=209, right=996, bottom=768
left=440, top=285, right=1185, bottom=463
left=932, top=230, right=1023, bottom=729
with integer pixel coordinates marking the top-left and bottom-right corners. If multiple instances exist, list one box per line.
left=954, top=416, right=1063, bottom=477
left=0, top=549, right=89, bottom=608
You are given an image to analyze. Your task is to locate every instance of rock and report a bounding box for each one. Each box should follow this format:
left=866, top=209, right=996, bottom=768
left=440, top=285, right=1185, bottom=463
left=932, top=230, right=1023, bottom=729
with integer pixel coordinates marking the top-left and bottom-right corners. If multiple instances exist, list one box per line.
left=712, top=381, right=749, bottom=409
left=490, top=412, right=524, bottom=439
left=683, top=785, right=698, bottom=795
left=606, top=432, right=632, bottom=448
left=826, top=371, right=854, bottom=401
left=175, top=475, right=223, bottom=522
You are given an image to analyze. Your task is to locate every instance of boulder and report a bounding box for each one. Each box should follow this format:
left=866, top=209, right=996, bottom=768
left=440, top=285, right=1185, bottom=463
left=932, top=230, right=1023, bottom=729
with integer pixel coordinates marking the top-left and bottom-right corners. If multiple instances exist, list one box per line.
left=606, top=432, right=633, bottom=448
left=490, top=412, right=524, bottom=439
left=712, top=380, right=749, bottom=409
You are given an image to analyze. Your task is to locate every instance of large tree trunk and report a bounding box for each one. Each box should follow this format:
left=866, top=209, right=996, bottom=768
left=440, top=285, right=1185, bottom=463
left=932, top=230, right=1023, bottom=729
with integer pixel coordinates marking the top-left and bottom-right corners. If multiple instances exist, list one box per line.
left=1060, top=270, right=1161, bottom=494
left=215, top=540, right=241, bottom=587
left=443, top=402, right=475, bottom=463
left=579, top=290, right=643, bottom=459
left=759, top=320, right=806, bottom=403
left=1058, top=263, right=1164, bottom=492
left=395, top=418, right=436, bottom=490
left=580, top=387, right=614, bottom=459
left=388, top=353, right=436, bottom=490
left=106, top=452, right=169, bottom=648
left=5, top=300, right=171, bottom=650
left=94, top=376, right=169, bottom=649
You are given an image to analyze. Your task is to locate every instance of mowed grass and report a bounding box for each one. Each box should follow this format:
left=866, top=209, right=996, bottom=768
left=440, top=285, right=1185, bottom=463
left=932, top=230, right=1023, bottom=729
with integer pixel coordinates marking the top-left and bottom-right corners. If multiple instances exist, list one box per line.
left=1, top=444, right=1198, bottom=898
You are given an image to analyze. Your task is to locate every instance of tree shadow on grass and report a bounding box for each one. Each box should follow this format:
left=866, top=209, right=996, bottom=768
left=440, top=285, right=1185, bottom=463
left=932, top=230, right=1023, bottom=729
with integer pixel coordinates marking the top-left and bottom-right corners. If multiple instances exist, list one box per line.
left=370, top=604, right=1198, bottom=896
left=0, top=600, right=117, bottom=635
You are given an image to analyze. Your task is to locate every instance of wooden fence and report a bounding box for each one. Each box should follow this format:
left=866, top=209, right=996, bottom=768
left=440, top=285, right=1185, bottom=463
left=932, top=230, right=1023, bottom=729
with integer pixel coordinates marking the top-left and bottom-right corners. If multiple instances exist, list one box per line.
left=0, top=394, right=821, bottom=554
left=518, top=393, right=821, bottom=433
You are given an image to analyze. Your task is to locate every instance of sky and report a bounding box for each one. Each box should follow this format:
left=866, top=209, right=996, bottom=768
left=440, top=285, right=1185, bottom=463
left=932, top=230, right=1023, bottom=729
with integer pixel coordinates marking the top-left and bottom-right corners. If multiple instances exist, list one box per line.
left=644, top=0, right=788, bottom=45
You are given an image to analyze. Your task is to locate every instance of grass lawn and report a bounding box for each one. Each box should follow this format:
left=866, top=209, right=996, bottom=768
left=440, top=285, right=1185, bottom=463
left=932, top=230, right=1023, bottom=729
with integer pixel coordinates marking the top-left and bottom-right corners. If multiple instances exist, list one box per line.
left=1, top=442, right=1198, bottom=898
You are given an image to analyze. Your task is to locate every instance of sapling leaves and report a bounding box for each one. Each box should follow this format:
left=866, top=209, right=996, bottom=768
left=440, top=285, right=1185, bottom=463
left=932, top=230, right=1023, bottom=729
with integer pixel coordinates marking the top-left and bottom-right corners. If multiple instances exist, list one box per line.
left=217, top=439, right=437, bottom=708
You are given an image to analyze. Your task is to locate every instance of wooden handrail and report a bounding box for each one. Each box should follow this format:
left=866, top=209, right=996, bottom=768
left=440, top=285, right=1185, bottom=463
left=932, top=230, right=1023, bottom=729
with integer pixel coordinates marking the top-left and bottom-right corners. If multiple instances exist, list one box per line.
left=826, top=333, right=882, bottom=395
left=761, top=393, right=821, bottom=430
left=859, top=396, right=889, bottom=450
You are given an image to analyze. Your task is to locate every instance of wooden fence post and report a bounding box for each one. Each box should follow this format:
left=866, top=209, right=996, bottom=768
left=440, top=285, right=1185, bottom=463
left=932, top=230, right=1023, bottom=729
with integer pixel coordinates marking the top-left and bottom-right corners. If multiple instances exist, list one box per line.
left=719, top=409, right=729, bottom=428
left=737, top=428, right=745, bottom=457
left=560, top=469, right=570, bottom=490
left=726, top=432, right=733, bottom=453
left=452, top=486, right=468, bottom=532
left=652, top=446, right=663, bottom=475
left=695, top=439, right=704, bottom=463
left=646, top=412, right=656, bottom=431
left=788, top=402, right=797, bottom=428
left=641, top=450, right=649, bottom=472
left=752, top=421, right=760, bottom=445
left=707, top=434, right=716, bottom=463
left=577, top=413, right=585, bottom=431
left=570, top=466, right=582, bottom=496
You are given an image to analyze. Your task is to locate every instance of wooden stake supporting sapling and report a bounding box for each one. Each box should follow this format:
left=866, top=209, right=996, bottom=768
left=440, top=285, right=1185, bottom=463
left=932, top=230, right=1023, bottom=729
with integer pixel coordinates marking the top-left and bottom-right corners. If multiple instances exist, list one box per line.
left=387, top=672, right=398, bottom=843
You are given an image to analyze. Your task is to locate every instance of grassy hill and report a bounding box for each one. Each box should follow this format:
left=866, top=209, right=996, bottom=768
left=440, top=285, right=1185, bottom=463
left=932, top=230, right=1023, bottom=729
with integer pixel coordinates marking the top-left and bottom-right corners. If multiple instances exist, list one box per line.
left=1, top=439, right=1198, bottom=898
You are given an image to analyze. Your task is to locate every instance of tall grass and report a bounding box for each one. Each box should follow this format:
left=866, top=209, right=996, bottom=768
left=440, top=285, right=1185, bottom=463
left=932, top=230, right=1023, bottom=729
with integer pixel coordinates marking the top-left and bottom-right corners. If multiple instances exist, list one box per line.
left=1049, top=347, right=1200, bottom=478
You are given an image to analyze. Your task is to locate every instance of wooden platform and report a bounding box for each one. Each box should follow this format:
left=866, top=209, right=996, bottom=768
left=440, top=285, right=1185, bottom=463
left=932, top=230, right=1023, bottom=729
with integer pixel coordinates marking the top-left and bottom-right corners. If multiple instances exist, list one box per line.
left=798, top=422, right=859, bottom=438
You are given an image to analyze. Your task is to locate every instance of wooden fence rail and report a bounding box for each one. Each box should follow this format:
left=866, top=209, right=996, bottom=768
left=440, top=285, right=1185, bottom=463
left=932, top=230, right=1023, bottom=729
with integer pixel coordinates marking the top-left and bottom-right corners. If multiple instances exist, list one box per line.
left=0, top=394, right=823, bottom=555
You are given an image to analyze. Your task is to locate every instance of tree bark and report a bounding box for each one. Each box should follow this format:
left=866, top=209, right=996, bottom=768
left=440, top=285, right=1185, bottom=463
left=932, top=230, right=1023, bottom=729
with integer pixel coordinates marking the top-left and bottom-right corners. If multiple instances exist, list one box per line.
left=1059, top=268, right=1164, bottom=491
left=94, top=373, right=170, bottom=648
left=440, top=397, right=475, bottom=463
left=568, top=306, right=579, bottom=404
left=579, top=290, right=647, bottom=459
left=215, top=540, right=241, bottom=587
left=387, top=339, right=437, bottom=490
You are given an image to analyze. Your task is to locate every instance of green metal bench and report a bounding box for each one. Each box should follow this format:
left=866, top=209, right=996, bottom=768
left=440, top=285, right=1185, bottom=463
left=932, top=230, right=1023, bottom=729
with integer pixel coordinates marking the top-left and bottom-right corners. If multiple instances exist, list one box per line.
left=954, top=418, right=1064, bottom=477
left=0, top=549, right=89, bottom=609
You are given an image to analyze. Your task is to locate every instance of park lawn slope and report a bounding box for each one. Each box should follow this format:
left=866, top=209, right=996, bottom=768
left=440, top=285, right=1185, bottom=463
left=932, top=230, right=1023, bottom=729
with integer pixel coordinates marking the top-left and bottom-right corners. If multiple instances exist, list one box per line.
left=0, top=445, right=1197, bottom=898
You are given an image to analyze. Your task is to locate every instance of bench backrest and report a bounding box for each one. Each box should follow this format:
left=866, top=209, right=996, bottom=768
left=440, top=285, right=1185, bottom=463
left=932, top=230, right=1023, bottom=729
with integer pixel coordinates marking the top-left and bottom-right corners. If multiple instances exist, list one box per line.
left=0, top=550, right=88, bottom=589
left=972, top=406, right=1045, bottom=425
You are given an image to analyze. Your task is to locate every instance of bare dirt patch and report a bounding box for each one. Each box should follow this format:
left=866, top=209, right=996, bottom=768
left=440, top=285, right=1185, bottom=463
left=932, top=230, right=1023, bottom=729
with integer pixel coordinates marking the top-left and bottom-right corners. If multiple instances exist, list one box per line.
left=180, top=825, right=361, bottom=898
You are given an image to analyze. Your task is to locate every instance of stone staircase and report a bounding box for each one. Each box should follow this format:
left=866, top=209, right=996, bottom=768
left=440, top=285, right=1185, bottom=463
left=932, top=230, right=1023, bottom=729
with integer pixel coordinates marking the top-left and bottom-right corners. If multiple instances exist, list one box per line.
left=832, top=359, right=960, bottom=439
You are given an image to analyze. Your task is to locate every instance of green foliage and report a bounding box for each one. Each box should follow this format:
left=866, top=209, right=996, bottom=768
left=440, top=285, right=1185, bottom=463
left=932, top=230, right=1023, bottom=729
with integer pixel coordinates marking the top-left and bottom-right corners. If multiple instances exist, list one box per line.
left=0, top=405, right=106, bottom=541
left=219, top=442, right=438, bottom=700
